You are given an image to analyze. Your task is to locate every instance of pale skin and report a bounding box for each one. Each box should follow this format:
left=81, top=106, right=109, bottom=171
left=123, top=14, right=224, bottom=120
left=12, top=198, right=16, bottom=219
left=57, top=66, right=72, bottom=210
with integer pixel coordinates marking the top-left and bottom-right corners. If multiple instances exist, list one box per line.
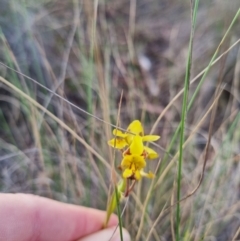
left=0, top=194, right=130, bottom=241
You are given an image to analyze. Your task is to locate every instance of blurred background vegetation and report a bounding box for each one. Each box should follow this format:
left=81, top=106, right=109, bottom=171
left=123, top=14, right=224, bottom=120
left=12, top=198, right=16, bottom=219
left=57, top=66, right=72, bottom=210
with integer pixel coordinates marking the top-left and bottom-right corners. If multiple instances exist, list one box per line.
left=0, top=0, right=240, bottom=240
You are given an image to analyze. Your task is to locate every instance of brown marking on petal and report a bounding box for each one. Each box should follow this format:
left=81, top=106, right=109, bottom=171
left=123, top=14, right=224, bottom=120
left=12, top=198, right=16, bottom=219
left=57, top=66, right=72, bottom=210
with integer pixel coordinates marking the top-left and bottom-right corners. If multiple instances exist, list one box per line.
left=142, top=149, right=148, bottom=158
left=123, top=148, right=131, bottom=156
left=129, top=175, right=136, bottom=180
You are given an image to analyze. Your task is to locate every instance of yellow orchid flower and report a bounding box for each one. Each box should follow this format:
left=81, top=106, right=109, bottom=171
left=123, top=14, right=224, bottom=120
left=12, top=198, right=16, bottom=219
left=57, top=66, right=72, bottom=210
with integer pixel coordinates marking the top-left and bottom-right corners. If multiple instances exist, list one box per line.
left=120, top=135, right=155, bottom=180
left=121, top=154, right=146, bottom=180
left=121, top=155, right=155, bottom=180
left=108, top=120, right=160, bottom=150
left=105, top=120, right=160, bottom=226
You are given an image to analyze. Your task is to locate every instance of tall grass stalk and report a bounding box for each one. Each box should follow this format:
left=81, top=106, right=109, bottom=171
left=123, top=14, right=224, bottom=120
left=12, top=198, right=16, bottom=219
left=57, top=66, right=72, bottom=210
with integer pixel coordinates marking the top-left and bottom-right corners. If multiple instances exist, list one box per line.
left=155, top=6, right=240, bottom=182
left=176, top=0, right=199, bottom=240
left=188, top=7, right=240, bottom=111
left=146, top=88, right=224, bottom=241
left=87, top=0, right=99, bottom=116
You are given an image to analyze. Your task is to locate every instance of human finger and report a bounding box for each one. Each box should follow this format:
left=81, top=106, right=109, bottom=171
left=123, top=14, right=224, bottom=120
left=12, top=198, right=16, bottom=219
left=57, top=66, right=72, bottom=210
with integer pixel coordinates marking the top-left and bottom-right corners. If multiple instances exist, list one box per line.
left=0, top=193, right=118, bottom=241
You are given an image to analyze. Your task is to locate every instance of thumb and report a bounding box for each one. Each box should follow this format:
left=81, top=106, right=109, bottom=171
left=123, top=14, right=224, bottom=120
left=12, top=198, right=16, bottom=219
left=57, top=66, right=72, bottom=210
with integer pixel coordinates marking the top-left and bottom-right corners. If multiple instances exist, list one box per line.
left=78, top=227, right=131, bottom=241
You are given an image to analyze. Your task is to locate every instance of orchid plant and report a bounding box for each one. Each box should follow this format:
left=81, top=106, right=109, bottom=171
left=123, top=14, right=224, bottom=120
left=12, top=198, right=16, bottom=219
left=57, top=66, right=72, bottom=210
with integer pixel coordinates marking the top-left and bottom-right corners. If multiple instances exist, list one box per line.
left=105, top=120, right=160, bottom=226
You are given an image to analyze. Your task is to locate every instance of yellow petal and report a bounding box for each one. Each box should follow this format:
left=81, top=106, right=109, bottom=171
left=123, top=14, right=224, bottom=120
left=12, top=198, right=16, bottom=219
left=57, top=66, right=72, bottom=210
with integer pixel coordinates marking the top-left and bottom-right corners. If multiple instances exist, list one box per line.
left=147, top=171, right=155, bottom=179
left=144, top=146, right=159, bottom=159
left=132, top=155, right=146, bottom=169
left=129, top=135, right=144, bottom=155
left=140, top=170, right=155, bottom=179
left=123, top=168, right=133, bottom=178
left=121, top=155, right=132, bottom=168
left=113, top=129, right=127, bottom=138
left=134, top=170, right=141, bottom=180
left=127, top=120, right=144, bottom=136
left=125, top=134, right=135, bottom=145
left=142, top=135, right=160, bottom=142
left=108, top=138, right=128, bottom=149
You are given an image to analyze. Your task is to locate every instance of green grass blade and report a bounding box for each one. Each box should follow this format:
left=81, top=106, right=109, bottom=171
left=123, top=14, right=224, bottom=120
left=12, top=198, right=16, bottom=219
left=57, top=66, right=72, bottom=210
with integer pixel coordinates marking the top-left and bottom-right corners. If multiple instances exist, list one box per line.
left=115, top=185, right=123, bottom=241
left=158, top=8, right=240, bottom=175
left=187, top=7, right=240, bottom=111
left=176, top=0, right=199, bottom=240
left=157, top=7, right=240, bottom=179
